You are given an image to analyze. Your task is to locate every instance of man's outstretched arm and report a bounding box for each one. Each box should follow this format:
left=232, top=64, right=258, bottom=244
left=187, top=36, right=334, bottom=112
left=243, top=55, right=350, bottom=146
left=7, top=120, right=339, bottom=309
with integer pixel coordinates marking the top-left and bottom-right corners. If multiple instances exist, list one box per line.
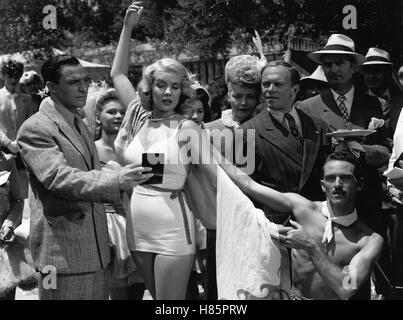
left=220, top=162, right=301, bottom=213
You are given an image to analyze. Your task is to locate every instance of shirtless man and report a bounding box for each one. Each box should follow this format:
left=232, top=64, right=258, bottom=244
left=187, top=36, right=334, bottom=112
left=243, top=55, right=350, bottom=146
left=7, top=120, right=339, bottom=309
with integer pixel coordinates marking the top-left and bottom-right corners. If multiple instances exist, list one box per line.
left=225, top=151, right=383, bottom=300
left=280, top=152, right=383, bottom=299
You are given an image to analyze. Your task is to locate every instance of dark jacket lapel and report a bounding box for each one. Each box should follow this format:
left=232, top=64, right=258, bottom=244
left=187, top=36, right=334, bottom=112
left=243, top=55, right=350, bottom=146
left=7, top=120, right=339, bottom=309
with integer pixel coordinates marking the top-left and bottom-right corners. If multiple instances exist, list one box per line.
left=40, top=98, right=92, bottom=169
left=298, top=109, right=321, bottom=189
left=257, top=109, right=303, bottom=166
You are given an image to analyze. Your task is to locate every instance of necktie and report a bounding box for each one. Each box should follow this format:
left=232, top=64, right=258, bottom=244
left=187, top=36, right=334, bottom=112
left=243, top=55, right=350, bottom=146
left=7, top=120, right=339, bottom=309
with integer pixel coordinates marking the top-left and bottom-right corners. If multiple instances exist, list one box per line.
left=74, top=114, right=93, bottom=157
left=337, top=95, right=349, bottom=124
left=321, top=201, right=358, bottom=243
left=284, top=113, right=303, bottom=144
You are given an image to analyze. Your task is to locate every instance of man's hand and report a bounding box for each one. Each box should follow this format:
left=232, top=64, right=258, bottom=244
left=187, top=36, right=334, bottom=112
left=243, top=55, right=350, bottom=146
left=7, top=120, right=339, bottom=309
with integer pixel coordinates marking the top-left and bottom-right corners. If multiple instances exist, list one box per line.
left=6, top=141, right=19, bottom=154
left=124, top=1, right=144, bottom=30
left=0, top=226, right=15, bottom=243
left=389, top=162, right=403, bottom=190
left=278, top=220, right=315, bottom=251
left=118, top=164, right=153, bottom=191
left=388, top=186, right=403, bottom=206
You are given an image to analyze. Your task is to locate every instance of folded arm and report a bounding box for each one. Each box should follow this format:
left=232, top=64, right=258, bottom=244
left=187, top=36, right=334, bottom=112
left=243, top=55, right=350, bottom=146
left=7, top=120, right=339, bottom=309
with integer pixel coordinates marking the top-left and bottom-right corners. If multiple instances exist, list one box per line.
left=285, top=221, right=384, bottom=300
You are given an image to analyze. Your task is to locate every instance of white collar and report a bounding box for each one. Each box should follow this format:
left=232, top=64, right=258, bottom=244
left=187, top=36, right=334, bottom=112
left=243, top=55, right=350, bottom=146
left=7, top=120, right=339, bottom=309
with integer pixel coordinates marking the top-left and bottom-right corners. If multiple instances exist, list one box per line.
left=331, top=86, right=355, bottom=105
left=221, top=109, right=240, bottom=128
left=321, top=201, right=358, bottom=243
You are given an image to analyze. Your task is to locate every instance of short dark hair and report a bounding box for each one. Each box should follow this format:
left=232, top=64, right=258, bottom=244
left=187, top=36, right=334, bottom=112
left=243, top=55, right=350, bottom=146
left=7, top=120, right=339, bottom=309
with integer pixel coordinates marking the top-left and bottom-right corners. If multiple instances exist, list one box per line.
left=41, top=55, right=80, bottom=84
left=196, top=87, right=211, bottom=122
left=323, top=151, right=363, bottom=179
left=1, top=60, right=24, bottom=78
left=261, top=60, right=300, bottom=86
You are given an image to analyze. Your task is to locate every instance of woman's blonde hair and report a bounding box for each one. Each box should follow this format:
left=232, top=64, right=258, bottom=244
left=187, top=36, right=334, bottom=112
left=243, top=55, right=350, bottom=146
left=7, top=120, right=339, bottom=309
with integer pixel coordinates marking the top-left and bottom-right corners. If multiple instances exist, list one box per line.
left=95, top=88, right=120, bottom=113
left=137, top=58, right=195, bottom=112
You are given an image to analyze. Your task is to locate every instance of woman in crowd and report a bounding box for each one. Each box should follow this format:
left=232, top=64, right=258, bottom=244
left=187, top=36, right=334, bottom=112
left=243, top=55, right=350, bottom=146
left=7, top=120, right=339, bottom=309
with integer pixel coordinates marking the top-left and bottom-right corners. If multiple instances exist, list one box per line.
left=187, top=84, right=211, bottom=127
left=94, top=88, right=146, bottom=300
left=111, top=2, right=206, bottom=300
left=112, top=2, right=301, bottom=301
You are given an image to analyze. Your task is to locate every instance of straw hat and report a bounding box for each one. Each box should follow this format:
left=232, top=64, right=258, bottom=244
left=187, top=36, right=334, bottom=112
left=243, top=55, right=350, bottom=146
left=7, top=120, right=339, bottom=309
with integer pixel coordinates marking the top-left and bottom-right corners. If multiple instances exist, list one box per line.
left=300, top=66, right=327, bottom=83
left=308, top=34, right=365, bottom=65
left=362, top=47, right=393, bottom=66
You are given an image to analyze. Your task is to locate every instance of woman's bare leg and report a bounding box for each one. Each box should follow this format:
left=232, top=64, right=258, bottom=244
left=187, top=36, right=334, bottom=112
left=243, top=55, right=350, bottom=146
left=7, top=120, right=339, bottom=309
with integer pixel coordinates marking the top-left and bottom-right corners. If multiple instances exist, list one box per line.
left=154, top=254, right=195, bottom=300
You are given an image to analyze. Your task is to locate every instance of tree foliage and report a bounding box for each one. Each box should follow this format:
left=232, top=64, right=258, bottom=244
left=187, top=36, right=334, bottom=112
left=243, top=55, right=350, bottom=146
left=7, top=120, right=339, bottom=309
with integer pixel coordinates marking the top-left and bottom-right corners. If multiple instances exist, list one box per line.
left=0, top=0, right=401, bottom=59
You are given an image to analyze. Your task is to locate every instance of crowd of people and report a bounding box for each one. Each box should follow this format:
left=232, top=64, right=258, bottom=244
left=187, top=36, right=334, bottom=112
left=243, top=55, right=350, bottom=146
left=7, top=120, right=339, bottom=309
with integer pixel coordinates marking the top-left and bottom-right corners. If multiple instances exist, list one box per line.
left=2, top=1, right=403, bottom=300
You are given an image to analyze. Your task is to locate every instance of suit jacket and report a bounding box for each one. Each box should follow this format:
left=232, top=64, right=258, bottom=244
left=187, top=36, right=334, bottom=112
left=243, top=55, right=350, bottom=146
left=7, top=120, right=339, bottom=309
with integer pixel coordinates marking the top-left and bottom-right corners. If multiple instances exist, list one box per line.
left=0, top=87, right=33, bottom=147
left=298, top=89, right=389, bottom=142
left=386, top=89, right=403, bottom=136
left=240, top=108, right=329, bottom=222
left=17, top=97, right=122, bottom=274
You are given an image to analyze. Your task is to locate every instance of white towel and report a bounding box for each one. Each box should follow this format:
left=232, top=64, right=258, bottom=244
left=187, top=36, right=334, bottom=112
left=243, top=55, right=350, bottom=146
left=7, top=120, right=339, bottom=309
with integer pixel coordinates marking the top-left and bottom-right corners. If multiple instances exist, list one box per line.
left=216, top=166, right=290, bottom=300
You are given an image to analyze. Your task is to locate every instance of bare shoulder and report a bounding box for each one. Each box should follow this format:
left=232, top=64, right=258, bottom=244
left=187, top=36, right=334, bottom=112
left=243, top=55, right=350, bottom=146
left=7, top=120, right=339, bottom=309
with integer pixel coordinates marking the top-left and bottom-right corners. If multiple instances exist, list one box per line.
left=178, top=118, right=198, bottom=130
left=284, top=193, right=319, bottom=220
left=356, top=220, right=384, bottom=253
left=176, top=118, right=201, bottom=145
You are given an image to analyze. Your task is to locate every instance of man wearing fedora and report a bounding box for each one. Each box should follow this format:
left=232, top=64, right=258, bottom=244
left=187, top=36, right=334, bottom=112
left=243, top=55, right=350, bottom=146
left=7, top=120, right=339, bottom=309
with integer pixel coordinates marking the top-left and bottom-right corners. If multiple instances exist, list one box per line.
left=362, top=47, right=403, bottom=137
left=298, top=34, right=392, bottom=299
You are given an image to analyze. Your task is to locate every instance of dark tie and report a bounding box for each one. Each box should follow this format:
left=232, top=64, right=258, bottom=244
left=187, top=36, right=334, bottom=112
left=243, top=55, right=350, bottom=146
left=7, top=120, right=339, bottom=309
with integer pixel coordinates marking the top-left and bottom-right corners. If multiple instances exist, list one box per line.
left=284, top=113, right=303, bottom=144
left=337, top=95, right=349, bottom=124
left=74, top=114, right=93, bottom=157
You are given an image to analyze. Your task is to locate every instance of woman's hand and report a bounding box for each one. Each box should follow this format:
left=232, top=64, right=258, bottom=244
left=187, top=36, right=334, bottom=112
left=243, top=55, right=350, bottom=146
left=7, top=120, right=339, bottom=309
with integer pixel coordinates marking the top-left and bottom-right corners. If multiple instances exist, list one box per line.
left=124, top=1, right=144, bottom=30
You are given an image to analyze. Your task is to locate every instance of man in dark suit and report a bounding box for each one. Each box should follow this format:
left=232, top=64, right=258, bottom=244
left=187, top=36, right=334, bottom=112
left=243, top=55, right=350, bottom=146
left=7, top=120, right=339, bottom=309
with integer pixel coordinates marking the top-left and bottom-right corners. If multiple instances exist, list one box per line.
left=362, top=47, right=403, bottom=137
left=298, top=34, right=392, bottom=298
left=241, top=60, right=329, bottom=225
left=17, top=55, right=152, bottom=300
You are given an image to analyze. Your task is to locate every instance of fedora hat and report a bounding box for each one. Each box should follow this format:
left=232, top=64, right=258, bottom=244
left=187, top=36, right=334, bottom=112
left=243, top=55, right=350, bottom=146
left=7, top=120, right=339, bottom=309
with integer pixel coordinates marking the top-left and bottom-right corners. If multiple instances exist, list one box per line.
left=301, top=66, right=327, bottom=83
left=308, top=34, right=366, bottom=65
left=362, top=47, right=393, bottom=66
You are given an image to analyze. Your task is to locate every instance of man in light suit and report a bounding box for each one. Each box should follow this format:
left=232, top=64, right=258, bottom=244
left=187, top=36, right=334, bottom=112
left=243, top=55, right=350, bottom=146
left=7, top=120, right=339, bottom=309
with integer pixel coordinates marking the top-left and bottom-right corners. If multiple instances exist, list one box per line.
left=17, top=55, right=152, bottom=300
left=298, top=34, right=392, bottom=298
left=241, top=60, right=330, bottom=225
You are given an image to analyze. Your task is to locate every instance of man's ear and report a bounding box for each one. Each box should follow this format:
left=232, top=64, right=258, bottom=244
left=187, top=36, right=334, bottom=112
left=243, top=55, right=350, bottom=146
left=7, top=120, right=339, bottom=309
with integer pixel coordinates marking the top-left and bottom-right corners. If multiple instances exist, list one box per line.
left=320, top=179, right=326, bottom=193
left=351, top=62, right=357, bottom=73
left=46, top=81, right=56, bottom=95
left=292, top=84, right=300, bottom=98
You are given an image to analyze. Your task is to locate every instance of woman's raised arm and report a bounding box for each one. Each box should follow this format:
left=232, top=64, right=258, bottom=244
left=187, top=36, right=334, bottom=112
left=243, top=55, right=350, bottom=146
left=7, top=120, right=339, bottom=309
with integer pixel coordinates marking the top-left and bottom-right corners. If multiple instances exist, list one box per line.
left=111, top=2, right=143, bottom=108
